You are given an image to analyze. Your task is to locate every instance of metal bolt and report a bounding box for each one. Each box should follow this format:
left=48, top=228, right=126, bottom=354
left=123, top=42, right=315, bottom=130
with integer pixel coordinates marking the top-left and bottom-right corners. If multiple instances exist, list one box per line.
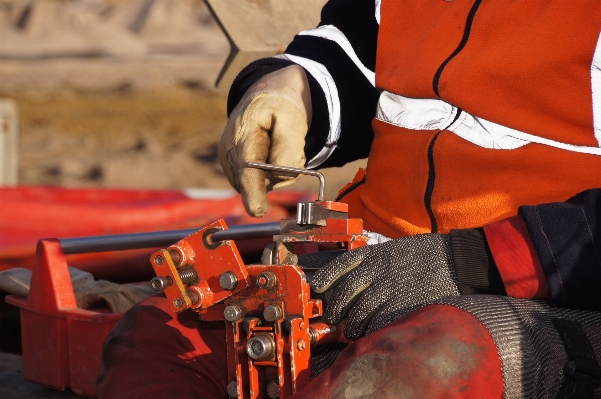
left=187, top=290, right=200, bottom=305
left=283, top=253, right=298, bottom=265
left=150, top=276, right=172, bottom=292
left=219, top=271, right=238, bottom=290
left=256, top=270, right=277, bottom=289
left=168, top=249, right=182, bottom=266
left=173, top=298, right=183, bottom=308
left=296, top=339, right=306, bottom=351
left=227, top=381, right=238, bottom=398
left=154, top=255, right=164, bottom=265
left=263, top=304, right=283, bottom=322
left=267, top=381, right=280, bottom=399
left=246, top=335, right=274, bottom=360
left=224, top=305, right=244, bottom=322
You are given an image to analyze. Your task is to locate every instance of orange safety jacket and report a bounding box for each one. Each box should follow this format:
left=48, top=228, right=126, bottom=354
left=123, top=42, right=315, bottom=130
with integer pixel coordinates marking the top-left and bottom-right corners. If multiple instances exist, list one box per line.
left=339, top=0, right=601, bottom=238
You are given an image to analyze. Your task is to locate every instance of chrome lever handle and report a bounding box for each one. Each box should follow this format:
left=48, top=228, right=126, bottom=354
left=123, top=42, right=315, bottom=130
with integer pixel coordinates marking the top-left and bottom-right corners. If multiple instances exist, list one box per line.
left=245, top=162, right=325, bottom=202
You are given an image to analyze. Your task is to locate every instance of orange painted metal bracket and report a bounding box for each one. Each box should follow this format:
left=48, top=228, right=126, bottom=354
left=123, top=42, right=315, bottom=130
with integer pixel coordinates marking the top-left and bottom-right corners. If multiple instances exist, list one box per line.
left=5, top=239, right=122, bottom=398
left=150, top=219, right=251, bottom=313
left=151, top=201, right=363, bottom=398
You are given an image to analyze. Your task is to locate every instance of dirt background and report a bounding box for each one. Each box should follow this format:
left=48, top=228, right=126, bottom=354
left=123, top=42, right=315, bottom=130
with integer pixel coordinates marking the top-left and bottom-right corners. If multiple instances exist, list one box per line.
left=0, top=0, right=367, bottom=200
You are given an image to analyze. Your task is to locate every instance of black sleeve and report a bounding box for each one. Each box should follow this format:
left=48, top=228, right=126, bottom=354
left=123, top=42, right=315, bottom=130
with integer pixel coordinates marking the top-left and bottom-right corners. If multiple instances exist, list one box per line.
left=226, top=0, right=380, bottom=168
left=227, top=57, right=295, bottom=117
left=518, top=188, right=601, bottom=311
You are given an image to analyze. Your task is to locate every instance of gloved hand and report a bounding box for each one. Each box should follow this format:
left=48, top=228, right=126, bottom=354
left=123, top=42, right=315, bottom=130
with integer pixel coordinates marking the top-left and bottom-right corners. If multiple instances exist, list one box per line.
left=219, top=65, right=312, bottom=217
left=311, top=234, right=461, bottom=340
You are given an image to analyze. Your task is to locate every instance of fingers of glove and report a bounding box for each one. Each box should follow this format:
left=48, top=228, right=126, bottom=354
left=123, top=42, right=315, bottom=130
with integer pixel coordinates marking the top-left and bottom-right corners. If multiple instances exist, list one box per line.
left=239, top=167, right=270, bottom=217
left=343, top=286, right=390, bottom=340
left=219, top=94, right=308, bottom=217
left=218, top=110, right=264, bottom=194
left=267, top=102, right=308, bottom=185
left=311, top=246, right=370, bottom=294
left=321, top=265, right=374, bottom=325
left=236, top=119, right=272, bottom=216
left=218, top=118, right=242, bottom=191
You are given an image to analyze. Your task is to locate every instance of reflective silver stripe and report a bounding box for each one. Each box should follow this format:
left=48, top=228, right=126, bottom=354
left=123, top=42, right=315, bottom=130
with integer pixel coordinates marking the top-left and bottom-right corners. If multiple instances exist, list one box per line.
left=284, top=54, right=341, bottom=168
left=375, top=0, right=381, bottom=25
left=288, top=22, right=378, bottom=167
left=592, top=30, right=601, bottom=146
left=376, top=91, right=601, bottom=155
left=298, top=25, right=376, bottom=86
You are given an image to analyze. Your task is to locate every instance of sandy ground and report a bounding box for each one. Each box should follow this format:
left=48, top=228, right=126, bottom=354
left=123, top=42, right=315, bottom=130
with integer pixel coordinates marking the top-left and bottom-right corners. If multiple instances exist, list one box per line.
left=0, top=0, right=366, bottom=201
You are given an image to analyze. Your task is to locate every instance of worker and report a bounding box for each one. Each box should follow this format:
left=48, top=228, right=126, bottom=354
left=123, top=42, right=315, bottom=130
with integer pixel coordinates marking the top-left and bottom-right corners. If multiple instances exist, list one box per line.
left=98, top=0, right=601, bottom=397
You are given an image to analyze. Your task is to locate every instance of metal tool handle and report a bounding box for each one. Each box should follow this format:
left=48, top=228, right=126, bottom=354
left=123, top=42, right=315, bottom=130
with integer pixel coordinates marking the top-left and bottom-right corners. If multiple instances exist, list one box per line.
left=246, top=161, right=325, bottom=201
left=58, top=222, right=281, bottom=254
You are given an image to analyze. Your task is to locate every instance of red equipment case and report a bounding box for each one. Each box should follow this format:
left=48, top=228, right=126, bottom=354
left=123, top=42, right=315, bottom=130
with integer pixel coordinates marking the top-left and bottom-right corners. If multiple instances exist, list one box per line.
left=6, top=239, right=122, bottom=398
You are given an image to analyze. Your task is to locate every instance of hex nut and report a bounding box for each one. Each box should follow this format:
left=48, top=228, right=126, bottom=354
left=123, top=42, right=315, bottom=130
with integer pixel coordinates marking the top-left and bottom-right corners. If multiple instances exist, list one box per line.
left=256, top=270, right=277, bottom=289
left=224, top=305, right=244, bottom=322
left=263, top=304, right=283, bottom=322
left=219, top=271, right=238, bottom=290
left=227, top=381, right=238, bottom=398
left=187, top=290, right=200, bottom=305
left=168, top=249, right=182, bottom=266
left=267, top=381, right=280, bottom=399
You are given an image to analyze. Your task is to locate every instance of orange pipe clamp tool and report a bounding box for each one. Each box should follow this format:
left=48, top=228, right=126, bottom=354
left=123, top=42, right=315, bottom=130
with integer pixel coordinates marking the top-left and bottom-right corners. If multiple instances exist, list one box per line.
left=149, top=162, right=368, bottom=399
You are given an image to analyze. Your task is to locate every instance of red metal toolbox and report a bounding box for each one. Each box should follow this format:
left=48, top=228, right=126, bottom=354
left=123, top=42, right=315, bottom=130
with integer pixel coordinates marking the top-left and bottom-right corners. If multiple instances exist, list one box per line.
left=6, top=239, right=122, bottom=398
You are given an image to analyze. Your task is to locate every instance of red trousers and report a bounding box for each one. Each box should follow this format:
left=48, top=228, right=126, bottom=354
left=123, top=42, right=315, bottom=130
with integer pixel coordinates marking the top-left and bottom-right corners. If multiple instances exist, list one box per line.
left=98, top=296, right=503, bottom=398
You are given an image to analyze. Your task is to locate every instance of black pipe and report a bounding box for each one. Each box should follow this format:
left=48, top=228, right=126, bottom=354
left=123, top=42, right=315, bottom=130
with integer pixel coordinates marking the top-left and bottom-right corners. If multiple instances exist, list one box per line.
left=59, top=222, right=281, bottom=254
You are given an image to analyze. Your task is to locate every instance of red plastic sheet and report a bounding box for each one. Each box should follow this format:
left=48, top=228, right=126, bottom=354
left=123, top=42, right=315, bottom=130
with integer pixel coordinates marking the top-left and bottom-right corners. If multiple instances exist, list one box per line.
left=0, top=186, right=310, bottom=280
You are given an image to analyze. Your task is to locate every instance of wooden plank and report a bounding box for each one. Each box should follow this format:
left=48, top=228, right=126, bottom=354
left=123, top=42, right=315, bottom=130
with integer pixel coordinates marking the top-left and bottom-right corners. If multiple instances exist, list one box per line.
left=205, top=0, right=327, bottom=88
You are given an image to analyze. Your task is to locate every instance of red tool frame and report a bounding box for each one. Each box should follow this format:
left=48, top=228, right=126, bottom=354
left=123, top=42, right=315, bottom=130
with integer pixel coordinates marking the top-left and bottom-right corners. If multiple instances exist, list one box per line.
left=5, top=239, right=122, bottom=398
left=150, top=197, right=367, bottom=398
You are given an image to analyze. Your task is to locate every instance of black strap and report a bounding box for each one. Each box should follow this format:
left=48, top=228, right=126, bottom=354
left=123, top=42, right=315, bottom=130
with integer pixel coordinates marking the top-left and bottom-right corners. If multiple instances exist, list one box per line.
left=553, top=318, right=601, bottom=399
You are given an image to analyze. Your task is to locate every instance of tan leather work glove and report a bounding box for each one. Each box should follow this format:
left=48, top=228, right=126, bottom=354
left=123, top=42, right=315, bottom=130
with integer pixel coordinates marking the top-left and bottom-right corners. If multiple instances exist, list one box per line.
left=219, top=65, right=312, bottom=217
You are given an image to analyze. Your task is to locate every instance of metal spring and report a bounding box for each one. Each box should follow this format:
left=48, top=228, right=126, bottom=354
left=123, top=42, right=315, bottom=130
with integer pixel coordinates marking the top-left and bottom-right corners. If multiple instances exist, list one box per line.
left=178, top=268, right=197, bottom=284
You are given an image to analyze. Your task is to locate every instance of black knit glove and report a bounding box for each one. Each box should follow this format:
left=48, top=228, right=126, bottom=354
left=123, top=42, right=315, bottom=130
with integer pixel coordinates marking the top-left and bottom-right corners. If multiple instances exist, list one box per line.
left=311, top=234, right=461, bottom=340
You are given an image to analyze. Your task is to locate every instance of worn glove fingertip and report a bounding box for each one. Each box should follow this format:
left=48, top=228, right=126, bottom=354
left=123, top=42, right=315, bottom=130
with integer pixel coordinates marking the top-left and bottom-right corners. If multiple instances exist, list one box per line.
left=310, top=251, right=366, bottom=294
left=245, top=198, right=269, bottom=218
left=321, top=298, right=349, bottom=325
left=343, top=315, right=371, bottom=341
left=310, top=279, right=330, bottom=295
left=343, top=326, right=361, bottom=342
left=310, top=267, right=338, bottom=294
